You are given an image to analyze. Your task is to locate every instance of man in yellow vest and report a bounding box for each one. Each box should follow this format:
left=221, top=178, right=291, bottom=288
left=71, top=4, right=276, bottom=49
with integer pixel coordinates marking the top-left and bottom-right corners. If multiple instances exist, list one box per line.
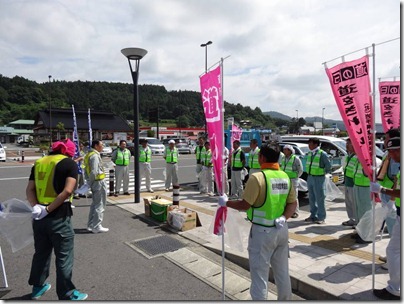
left=371, top=137, right=401, bottom=300
left=248, top=139, right=261, bottom=175
left=281, top=144, right=303, bottom=218
left=223, top=145, right=297, bottom=300
left=201, top=141, right=214, bottom=196
left=305, top=137, right=331, bottom=224
left=195, top=136, right=207, bottom=193
left=230, top=140, right=246, bottom=198
left=26, top=139, right=88, bottom=300
left=84, top=140, right=109, bottom=233
left=139, top=138, right=153, bottom=193
left=111, top=140, right=131, bottom=196
left=164, top=140, right=179, bottom=191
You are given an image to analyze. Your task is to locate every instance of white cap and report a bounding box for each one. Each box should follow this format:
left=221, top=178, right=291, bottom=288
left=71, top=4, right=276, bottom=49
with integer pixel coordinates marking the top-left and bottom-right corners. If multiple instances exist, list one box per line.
left=283, top=144, right=295, bottom=154
left=168, top=140, right=175, bottom=144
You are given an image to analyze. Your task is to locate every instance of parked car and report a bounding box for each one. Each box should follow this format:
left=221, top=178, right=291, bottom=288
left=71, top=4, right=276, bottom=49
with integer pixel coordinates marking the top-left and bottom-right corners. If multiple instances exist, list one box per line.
left=0, top=143, right=7, bottom=162
left=101, top=143, right=113, bottom=157
left=176, top=142, right=192, bottom=154
left=162, top=137, right=188, bottom=147
left=188, top=140, right=197, bottom=153
left=139, top=137, right=165, bottom=155
left=279, top=141, right=344, bottom=185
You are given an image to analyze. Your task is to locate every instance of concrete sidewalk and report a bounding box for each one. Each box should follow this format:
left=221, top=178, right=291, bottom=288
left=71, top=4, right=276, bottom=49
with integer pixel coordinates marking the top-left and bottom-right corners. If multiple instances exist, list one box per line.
left=107, top=186, right=390, bottom=301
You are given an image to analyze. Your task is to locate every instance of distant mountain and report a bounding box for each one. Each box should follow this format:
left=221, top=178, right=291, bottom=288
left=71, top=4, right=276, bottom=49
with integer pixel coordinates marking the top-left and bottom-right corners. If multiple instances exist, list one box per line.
left=263, top=111, right=293, bottom=121
left=263, top=111, right=383, bottom=133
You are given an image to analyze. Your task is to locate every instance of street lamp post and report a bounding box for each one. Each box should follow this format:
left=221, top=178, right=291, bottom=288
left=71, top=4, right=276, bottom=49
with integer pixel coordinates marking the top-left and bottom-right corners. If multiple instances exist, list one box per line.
left=295, top=109, right=299, bottom=134
left=200, top=41, right=212, bottom=137
left=121, top=47, right=148, bottom=204
left=322, top=107, right=325, bottom=135
left=48, top=75, right=52, bottom=144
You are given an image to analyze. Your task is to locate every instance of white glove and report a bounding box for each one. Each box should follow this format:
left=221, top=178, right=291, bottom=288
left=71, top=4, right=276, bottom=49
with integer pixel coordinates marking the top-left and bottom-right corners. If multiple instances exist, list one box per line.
left=32, top=205, right=48, bottom=220
left=218, top=194, right=228, bottom=207
left=275, top=215, right=286, bottom=229
left=370, top=182, right=382, bottom=193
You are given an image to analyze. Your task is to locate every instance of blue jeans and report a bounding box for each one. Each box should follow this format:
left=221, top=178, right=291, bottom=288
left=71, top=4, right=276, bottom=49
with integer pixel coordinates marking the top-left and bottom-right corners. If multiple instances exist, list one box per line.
left=307, top=175, right=326, bottom=221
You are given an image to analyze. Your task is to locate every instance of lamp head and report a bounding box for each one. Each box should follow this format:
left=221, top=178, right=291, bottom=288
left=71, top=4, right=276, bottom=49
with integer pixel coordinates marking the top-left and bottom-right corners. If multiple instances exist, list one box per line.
left=200, top=41, right=213, bottom=47
left=121, top=47, right=148, bottom=60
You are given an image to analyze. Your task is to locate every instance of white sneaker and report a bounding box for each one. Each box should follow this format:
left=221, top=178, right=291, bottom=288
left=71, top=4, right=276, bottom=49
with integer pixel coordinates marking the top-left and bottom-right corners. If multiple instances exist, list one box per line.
left=87, top=227, right=92, bottom=232
left=148, top=189, right=154, bottom=193
left=92, top=226, right=109, bottom=233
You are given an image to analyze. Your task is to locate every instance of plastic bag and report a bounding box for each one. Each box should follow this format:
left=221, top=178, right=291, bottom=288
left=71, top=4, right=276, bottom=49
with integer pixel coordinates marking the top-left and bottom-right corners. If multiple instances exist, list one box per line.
left=325, top=174, right=344, bottom=201
left=356, top=204, right=388, bottom=242
left=298, top=178, right=308, bottom=192
left=209, top=207, right=251, bottom=252
left=241, top=168, right=248, bottom=181
left=0, top=198, right=34, bottom=252
left=75, top=182, right=90, bottom=195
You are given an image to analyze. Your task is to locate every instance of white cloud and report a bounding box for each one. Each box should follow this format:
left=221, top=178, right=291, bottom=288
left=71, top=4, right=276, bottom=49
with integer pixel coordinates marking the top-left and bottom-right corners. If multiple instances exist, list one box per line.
left=0, top=0, right=400, bottom=123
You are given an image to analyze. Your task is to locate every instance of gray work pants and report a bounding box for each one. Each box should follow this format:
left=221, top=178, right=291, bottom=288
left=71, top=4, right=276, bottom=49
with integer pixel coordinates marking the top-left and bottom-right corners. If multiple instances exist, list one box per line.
left=165, top=163, right=178, bottom=189
left=231, top=169, right=243, bottom=198
left=344, top=185, right=356, bottom=223
left=140, top=162, right=152, bottom=190
left=115, top=165, right=129, bottom=194
left=88, top=180, right=107, bottom=229
left=248, top=224, right=292, bottom=300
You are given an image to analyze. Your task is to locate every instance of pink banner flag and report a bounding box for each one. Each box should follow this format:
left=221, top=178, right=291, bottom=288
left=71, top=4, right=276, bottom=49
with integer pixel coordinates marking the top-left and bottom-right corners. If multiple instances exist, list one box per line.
left=379, top=81, right=400, bottom=132
left=325, top=55, right=374, bottom=178
left=200, top=65, right=224, bottom=195
left=231, top=124, right=243, bottom=151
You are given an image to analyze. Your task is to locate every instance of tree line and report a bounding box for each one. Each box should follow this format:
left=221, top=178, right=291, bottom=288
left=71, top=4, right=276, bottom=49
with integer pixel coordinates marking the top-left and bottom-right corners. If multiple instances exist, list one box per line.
left=0, top=74, right=295, bottom=130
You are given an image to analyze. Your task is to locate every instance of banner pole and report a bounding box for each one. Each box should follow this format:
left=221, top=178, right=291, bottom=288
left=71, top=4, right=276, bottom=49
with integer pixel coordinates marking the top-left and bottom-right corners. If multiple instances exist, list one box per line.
left=371, top=43, right=376, bottom=291
left=220, top=58, right=226, bottom=301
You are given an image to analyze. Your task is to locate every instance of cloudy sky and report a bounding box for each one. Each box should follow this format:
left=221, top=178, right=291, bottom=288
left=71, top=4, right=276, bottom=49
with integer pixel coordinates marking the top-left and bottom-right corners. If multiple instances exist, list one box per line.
left=0, top=0, right=400, bottom=122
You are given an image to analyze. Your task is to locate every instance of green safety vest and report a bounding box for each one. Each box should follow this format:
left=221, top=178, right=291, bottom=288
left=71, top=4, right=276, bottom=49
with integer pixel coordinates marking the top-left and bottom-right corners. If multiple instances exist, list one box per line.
left=306, top=149, right=325, bottom=176
left=139, top=147, right=152, bottom=163
left=165, top=147, right=178, bottom=163
left=232, top=149, right=243, bottom=169
left=203, top=149, right=213, bottom=167
left=115, top=148, right=131, bottom=166
left=195, top=146, right=206, bottom=164
left=281, top=154, right=298, bottom=179
left=84, top=150, right=106, bottom=180
left=395, top=171, right=400, bottom=208
left=246, top=169, right=290, bottom=226
left=344, top=154, right=358, bottom=179
left=34, top=154, right=67, bottom=205
left=248, top=148, right=261, bottom=169
left=378, top=154, right=395, bottom=189
left=353, top=161, right=370, bottom=187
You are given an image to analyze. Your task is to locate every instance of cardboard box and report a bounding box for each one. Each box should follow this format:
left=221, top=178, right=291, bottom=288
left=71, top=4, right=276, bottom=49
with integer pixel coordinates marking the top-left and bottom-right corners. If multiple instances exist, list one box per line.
left=167, top=206, right=198, bottom=231
left=150, top=198, right=172, bottom=222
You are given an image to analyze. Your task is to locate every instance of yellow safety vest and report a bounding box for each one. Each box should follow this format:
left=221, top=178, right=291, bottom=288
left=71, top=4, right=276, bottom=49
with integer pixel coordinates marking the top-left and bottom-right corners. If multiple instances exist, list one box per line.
left=306, top=149, right=325, bottom=176
left=281, top=154, right=298, bottom=179
left=246, top=169, right=290, bottom=226
left=395, top=171, right=400, bottom=208
left=249, top=148, right=261, bottom=169
left=165, top=147, right=178, bottom=163
left=139, top=147, right=152, bottom=163
left=344, top=154, right=357, bottom=179
left=195, top=146, right=206, bottom=164
left=115, top=149, right=131, bottom=166
left=232, top=149, right=243, bottom=169
left=34, top=154, right=67, bottom=205
left=84, top=151, right=106, bottom=180
left=353, top=161, right=370, bottom=187
left=203, top=149, right=213, bottom=167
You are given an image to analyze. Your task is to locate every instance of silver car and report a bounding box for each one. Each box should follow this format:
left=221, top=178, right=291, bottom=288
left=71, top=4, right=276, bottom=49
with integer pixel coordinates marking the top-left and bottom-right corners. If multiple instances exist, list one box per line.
left=0, top=143, right=6, bottom=162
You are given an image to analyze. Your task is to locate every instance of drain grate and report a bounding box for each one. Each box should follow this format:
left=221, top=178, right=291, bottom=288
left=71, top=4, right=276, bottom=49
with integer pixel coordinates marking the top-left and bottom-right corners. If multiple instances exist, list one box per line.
left=126, top=234, right=186, bottom=259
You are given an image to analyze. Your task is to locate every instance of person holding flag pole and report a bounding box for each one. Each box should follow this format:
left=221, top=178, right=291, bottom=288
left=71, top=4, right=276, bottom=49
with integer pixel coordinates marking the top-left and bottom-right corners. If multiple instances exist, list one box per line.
left=220, top=144, right=296, bottom=300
